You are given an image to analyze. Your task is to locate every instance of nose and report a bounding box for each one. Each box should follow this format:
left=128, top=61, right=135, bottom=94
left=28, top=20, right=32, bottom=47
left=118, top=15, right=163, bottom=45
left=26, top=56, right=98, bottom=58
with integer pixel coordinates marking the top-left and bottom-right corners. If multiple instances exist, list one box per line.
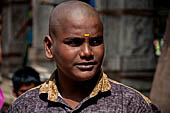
left=79, top=43, right=94, bottom=60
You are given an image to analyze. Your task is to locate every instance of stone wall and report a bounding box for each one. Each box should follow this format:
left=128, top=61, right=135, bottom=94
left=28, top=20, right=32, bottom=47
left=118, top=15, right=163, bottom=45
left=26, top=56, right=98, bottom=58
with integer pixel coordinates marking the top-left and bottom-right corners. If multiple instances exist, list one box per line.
left=1, top=1, right=29, bottom=78
left=96, top=0, right=156, bottom=96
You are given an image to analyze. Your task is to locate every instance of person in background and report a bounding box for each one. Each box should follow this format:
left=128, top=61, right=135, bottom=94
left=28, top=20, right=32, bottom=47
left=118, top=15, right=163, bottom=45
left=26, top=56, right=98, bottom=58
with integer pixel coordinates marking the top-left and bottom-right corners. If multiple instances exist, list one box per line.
left=12, top=66, right=41, bottom=97
left=80, top=0, right=95, bottom=7
left=0, top=88, right=7, bottom=113
left=0, top=15, right=2, bottom=65
left=0, top=88, right=4, bottom=110
left=14, top=5, right=33, bottom=66
left=8, top=1, right=160, bottom=112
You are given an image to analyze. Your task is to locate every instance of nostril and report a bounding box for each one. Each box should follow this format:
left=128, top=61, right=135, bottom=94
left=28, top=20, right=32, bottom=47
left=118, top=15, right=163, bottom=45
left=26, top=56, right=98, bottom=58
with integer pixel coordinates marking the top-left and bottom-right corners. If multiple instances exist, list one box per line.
left=80, top=54, right=94, bottom=61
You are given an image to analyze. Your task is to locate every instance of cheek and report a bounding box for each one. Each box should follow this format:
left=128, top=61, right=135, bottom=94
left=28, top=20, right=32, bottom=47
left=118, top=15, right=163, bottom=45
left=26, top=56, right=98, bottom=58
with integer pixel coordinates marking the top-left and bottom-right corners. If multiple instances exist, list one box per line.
left=54, top=45, right=79, bottom=64
left=93, top=45, right=104, bottom=60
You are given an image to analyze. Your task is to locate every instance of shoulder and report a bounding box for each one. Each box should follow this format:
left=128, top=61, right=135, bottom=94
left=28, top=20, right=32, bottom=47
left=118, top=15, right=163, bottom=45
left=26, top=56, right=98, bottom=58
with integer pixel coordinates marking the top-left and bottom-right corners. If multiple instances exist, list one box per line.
left=108, top=78, right=150, bottom=103
left=8, top=86, right=42, bottom=113
left=108, top=79, right=160, bottom=113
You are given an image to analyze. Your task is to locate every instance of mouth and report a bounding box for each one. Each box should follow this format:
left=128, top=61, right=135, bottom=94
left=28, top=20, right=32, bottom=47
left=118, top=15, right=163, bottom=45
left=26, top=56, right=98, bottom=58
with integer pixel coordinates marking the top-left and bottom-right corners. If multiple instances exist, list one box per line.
left=75, top=62, right=97, bottom=71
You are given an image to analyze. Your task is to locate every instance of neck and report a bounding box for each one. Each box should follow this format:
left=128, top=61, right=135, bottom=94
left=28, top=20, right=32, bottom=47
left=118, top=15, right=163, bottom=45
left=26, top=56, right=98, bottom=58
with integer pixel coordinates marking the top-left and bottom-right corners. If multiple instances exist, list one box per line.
left=56, top=70, right=101, bottom=108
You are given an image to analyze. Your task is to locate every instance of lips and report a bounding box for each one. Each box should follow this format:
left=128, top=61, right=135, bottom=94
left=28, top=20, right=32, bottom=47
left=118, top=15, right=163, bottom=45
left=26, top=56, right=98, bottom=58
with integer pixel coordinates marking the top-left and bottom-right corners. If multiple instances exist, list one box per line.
left=75, top=62, right=97, bottom=71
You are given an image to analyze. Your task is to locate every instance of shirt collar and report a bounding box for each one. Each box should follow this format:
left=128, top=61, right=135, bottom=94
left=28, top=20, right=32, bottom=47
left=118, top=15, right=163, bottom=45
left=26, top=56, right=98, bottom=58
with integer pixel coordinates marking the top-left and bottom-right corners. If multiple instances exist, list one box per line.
left=39, top=70, right=111, bottom=102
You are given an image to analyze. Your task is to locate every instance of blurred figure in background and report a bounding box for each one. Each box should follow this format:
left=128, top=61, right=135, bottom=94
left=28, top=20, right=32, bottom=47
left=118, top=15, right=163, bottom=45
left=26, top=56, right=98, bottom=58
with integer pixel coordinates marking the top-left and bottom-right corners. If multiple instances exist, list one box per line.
left=14, top=5, right=33, bottom=66
left=12, top=66, right=41, bottom=97
left=0, top=88, right=4, bottom=110
left=0, top=88, right=7, bottom=113
left=0, top=15, right=2, bottom=65
left=80, top=0, right=95, bottom=7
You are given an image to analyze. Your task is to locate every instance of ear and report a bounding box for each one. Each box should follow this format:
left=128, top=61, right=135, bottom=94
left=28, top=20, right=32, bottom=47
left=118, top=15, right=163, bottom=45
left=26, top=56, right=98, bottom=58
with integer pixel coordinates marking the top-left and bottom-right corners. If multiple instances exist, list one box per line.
left=44, top=35, right=54, bottom=59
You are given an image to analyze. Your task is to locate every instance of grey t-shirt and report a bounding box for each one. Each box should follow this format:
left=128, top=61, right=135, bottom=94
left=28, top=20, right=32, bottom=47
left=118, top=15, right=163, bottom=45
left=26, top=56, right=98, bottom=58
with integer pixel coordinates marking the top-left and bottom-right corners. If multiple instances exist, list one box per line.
left=8, top=73, right=160, bottom=113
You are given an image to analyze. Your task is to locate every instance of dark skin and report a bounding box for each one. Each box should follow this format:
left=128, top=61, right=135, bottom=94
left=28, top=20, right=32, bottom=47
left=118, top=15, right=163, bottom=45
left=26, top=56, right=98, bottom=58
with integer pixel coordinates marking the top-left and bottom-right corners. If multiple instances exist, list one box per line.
left=13, top=83, right=36, bottom=97
left=44, top=1, right=104, bottom=109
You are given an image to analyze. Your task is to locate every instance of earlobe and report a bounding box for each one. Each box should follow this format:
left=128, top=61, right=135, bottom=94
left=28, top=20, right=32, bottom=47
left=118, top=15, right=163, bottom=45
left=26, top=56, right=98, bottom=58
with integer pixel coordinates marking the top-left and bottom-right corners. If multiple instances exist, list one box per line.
left=44, top=35, right=54, bottom=59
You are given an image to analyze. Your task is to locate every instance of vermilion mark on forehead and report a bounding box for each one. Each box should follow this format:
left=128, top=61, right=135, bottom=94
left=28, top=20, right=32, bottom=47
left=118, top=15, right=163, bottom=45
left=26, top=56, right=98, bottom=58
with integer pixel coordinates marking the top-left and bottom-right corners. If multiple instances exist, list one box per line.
left=84, top=34, right=90, bottom=37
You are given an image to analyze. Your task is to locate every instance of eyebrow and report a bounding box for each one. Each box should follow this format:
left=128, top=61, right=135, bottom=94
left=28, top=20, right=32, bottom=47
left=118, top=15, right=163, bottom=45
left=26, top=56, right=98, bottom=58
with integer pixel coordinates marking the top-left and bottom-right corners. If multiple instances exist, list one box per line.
left=64, top=37, right=83, bottom=40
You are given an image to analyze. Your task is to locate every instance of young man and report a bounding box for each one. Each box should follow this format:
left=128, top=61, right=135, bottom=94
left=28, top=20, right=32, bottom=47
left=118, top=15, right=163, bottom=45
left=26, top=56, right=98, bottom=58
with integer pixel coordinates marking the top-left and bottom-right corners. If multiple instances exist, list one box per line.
left=12, top=66, right=41, bottom=97
left=8, top=1, right=160, bottom=112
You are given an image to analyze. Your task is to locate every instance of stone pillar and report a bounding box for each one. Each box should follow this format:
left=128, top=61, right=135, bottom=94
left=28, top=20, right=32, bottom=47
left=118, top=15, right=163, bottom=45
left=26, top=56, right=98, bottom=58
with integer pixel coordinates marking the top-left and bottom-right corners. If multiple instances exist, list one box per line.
left=1, top=1, right=29, bottom=78
left=30, top=0, right=54, bottom=80
left=30, top=0, right=67, bottom=81
left=96, top=0, right=155, bottom=96
left=1, top=0, right=30, bottom=105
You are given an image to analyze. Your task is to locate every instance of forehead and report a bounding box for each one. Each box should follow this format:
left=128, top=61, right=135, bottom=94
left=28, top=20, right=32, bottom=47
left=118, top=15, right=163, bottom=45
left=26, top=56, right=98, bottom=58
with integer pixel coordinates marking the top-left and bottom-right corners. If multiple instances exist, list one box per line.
left=59, top=16, right=103, bottom=37
left=50, top=2, right=103, bottom=39
left=19, top=83, right=35, bottom=90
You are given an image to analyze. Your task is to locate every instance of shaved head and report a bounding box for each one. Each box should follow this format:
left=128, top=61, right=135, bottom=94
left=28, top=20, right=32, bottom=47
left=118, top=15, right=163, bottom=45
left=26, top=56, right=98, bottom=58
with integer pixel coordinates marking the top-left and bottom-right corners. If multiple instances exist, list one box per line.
left=49, top=1, right=102, bottom=39
left=44, top=0, right=104, bottom=84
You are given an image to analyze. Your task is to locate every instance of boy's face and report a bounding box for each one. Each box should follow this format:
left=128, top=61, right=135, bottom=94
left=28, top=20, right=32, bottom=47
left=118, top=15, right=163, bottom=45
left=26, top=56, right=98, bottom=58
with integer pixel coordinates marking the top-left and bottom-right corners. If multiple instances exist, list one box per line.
left=14, top=83, right=36, bottom=97
left=46, top=16, right=104, bottom=82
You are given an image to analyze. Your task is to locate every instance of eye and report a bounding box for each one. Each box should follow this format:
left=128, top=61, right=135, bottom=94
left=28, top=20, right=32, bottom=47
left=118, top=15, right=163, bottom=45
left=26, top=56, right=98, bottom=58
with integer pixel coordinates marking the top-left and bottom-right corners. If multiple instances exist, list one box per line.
left=64, top=38, right=84, bottom=47
left=89, top=37, right=103, bottom=46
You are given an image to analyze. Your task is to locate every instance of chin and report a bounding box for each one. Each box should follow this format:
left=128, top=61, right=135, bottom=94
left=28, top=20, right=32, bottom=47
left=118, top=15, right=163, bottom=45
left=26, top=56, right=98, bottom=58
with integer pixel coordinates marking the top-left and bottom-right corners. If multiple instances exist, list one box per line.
left=73, top=70, right=98, bottom=81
